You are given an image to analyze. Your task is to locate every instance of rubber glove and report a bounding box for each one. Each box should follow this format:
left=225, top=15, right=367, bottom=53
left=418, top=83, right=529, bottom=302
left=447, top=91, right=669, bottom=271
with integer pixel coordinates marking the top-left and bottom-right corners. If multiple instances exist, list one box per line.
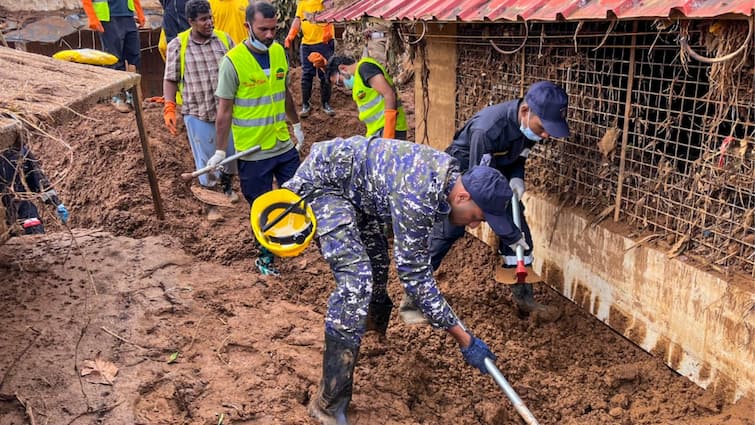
left=56, top=204, right=69, bottom=224
left=284, top=20, right=300, bottom=48
left=163, top=100, right=177, bottom=135
left=134, top=0, right=146, bottom=27
left=292, top=123, right=304, bottom=152
left=508, top=235, right=530, bottom=253
left=82, top=0, right=104, bottom=32
left=322, top=24, right=334, bottom=43
left=207, top=150, right=227, bottom=169
left=383, top=109, right=397, bottom=139
left=146, top=96, right=166, bottom=104
left=307, top=52, right=327, bottom=70
left=509, top=177, right=525, bottom=198
left=460, top=334, right=496, bottom=374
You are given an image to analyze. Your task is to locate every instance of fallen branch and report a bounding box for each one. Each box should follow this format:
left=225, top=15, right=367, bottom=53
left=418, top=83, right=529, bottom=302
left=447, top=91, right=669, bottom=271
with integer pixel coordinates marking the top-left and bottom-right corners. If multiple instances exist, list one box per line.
left=101, top=326, right=148, bottom=351
left=64, top=400, right=123, bottom=425
left=15, top=393, right=37, bottom=425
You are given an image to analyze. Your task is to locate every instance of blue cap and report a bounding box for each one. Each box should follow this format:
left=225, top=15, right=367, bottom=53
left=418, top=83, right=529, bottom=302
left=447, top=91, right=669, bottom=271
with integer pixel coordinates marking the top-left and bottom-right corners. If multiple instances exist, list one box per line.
left=461, top=166, right=513, bottom=236
left=525, top=81, right=570, bottom=138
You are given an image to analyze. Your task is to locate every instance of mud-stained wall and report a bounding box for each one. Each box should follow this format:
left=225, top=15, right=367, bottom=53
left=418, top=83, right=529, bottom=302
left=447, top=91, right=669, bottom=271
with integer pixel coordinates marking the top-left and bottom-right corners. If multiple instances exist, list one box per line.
left=414, top=23, right=456, bottom=150
left=522, top=193, right=755, bottom=403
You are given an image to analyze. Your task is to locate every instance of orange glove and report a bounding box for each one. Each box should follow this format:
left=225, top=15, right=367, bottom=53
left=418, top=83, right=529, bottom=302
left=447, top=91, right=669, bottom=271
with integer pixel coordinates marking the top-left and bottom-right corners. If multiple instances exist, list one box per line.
left=383, top=109, right=397, bottom=139
left=285, top=20, right=300, bottom=48
left=82, top=0, right=104, bottom=32
left=163, top=100, right=177, bottom=136
left=322, top=24, right=334, bottom=43
left=146, top=96, right=165, bottom=104
left=134, top=0, right=146, bottom=27
left=307, top=52, right=327, bottom=70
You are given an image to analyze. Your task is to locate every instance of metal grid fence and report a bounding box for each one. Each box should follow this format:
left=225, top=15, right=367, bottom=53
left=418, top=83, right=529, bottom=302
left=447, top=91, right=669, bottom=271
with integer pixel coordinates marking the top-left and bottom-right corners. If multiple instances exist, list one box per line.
left=454, top=19, right=755, bottom=277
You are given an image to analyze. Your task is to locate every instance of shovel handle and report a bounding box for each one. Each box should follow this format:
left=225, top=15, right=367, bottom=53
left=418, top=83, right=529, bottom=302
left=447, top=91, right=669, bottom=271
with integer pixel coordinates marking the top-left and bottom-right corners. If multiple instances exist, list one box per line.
left=181, top=145, right=262, bottom=181
left=511, top=192, right=528, bottom=282
left=485, top=358, right=540, bottom=425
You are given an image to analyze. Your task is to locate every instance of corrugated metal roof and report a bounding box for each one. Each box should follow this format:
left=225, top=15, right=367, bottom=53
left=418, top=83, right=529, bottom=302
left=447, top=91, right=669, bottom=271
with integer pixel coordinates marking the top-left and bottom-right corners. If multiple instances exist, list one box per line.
left=317, top=0, right=754, bottom=22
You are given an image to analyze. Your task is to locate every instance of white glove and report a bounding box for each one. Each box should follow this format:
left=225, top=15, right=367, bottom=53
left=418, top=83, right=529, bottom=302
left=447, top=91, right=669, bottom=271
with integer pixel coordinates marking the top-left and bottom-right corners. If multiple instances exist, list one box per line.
left=292, top=122, right=304, bottom=151
left=508, top=235, right=530, bottom=252
left=207, top=150, right=226, bottom=169
left=509, top=177, right=525, bottom=198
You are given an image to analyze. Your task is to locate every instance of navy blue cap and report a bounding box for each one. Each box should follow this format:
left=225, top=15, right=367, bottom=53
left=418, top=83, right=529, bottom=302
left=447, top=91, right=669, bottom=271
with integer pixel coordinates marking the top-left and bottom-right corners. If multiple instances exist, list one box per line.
left=461, top=166, right=514, bottom=237
left=525, top=81, right=570, bottom=138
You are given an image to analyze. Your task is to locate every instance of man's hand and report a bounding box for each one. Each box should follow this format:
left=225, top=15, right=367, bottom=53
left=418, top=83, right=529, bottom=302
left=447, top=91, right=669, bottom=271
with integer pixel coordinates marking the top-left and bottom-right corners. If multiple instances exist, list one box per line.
left=285, top=22, right=299, bottom=49
left=56, top=204, right=69, bottom=224
left=509, top=177, right=525, bottom=198
left=163, top=100, right=177, bottom=135
left=307, top=52, right=327, bottom=69
left=207, top=150, right=226, bottom=169
left=292, top=123, right=304, bottom=152
left=508, top=235, right=530, bottom=253
left=460, top=334, right=496, bottom=374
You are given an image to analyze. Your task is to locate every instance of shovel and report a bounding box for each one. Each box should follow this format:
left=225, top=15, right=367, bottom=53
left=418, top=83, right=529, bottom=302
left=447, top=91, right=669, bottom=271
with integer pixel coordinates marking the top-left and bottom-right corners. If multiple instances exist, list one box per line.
left=180, top=145, right=262, bottom=181
left=494, top=192, right=543, bottom=284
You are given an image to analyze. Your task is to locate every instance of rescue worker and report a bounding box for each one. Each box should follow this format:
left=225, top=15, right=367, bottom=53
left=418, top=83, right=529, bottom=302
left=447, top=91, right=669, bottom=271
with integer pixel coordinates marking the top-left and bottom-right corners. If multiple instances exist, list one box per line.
left=284, top=0, right=336, bottom=117
left=160, top=0, right=190, bottom=43
left=163, top=0, right=237, bottom=222
left=209, top=0, right=248, bottom=44
left=82, top=0, right=146, bottom=112
left=282, top=136, right=506, bottom=424
left=1, top=142, right=69, bottom=235
left=208, top=1, right=304, bottom=275
left=324, top=55, right=408, bottom=139
left=401, top=81, right=570, bottom=325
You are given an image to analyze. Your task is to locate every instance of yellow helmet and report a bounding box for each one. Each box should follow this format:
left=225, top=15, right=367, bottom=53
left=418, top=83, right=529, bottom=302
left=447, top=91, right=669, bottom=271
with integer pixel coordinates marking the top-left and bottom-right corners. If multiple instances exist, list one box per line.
left=250, top=189, right=317, bottom=257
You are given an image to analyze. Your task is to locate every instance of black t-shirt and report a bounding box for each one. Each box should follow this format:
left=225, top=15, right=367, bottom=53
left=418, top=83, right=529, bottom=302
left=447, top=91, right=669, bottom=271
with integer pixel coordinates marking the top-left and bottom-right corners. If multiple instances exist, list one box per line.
left=357, top=62, right=384, bottom=88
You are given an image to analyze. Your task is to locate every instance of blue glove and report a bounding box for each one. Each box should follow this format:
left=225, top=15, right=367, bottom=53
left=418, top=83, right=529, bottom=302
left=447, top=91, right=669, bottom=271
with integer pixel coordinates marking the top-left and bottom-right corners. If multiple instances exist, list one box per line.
left=461, top=335, right=496, bottom=374
left=56, top=203, right=69, bottom=224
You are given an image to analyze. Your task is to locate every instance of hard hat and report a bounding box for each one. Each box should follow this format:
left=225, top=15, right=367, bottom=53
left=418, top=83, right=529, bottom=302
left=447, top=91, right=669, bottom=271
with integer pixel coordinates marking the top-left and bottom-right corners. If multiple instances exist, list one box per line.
left=250, top=189, right=317, bottom=257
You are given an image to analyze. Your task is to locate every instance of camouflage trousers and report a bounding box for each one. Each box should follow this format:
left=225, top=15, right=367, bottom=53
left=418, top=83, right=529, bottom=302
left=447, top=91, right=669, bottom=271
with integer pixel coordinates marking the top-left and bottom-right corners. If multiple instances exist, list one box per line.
left=312, top=193, right=390, bottom=346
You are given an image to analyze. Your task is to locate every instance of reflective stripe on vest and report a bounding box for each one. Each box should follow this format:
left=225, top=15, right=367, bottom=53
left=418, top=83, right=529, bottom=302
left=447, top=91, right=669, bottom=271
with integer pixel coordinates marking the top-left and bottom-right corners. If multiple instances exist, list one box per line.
left=176, top=29, right=231, bottom=105
left=352, top=57, right=408, bottom=137
left=226, top=42, right=289, bottom=152
left=92, top=0, right=135, bottom=22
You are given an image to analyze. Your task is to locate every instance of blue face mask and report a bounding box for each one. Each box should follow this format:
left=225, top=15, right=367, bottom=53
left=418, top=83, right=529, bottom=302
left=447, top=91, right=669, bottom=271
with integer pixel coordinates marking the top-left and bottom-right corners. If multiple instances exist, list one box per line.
left=341, top=72, right=355, bottom=89
left=520, top=112, right=542, bottom=142
left=248, top=31, right=269, bottom=52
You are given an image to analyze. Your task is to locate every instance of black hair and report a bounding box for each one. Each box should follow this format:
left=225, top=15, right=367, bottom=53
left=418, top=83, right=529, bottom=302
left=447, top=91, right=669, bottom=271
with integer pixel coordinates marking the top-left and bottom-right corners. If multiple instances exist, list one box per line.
left=185, top=0, right=211, bottom=21
left=246, top=1, right=277, bottom=23
left=325, top=55, right=356, bottom=79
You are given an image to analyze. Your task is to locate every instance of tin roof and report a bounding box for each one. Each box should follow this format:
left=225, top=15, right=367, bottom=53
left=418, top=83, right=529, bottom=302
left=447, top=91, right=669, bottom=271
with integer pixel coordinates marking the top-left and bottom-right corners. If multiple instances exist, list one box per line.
left=317, top=0, right=754, bottom=22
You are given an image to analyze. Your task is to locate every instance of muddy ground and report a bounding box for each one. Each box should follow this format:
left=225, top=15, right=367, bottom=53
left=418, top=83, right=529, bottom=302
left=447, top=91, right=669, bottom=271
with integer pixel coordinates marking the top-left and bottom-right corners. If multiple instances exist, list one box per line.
left=0, top=68, right=752, bottom=425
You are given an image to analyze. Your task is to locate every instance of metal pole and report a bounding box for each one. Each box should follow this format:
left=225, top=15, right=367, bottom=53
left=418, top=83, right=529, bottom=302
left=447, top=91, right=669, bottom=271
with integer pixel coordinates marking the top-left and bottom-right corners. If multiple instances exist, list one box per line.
left=485, top=358, right=540, bottom=425
left=130, top=76, right=165, bottom=220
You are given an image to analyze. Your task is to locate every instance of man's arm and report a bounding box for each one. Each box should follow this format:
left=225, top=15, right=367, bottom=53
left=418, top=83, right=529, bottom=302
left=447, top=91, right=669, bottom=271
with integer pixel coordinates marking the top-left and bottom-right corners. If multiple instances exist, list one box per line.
left=468, top=129, right=491, bottom=169
left=367, top=73, right=397, bottom=109
left=162, top=38, right=181, bottom=103
left=285, top=82, right=300, bottom=125
left=215, top=98, right=233, bottom=152
left=214, top=57, right=240, bottom=152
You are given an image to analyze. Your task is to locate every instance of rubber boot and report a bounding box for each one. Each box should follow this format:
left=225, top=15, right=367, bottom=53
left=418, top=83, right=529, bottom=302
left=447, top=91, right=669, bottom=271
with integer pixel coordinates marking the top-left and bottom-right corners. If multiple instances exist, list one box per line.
left=220, top=172, right=239, bottom=203
left=300, top=78, right=313, bottom=118
left=365, top=298, right=393, bottom=336
left=308, top=333, right=358, bottom=425
left=321, top=82, right=335, bottom=116
left=398, top=294, right=429, bottom=325
left=511, top=283, right=562, bottom=323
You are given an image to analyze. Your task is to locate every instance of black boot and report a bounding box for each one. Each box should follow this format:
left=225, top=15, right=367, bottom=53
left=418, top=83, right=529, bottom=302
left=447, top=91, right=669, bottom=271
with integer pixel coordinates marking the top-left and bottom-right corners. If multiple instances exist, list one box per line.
left=309, top=333, right=359, bottom=425
left=321, top=80, right=335, bottom=116
left=300, top=78, right=313, bottom=117
left=220, top=172, right=239, bottom=203
left=365, top=298, right=393, bottom=336
left=511, top=283, right=561, bottom=323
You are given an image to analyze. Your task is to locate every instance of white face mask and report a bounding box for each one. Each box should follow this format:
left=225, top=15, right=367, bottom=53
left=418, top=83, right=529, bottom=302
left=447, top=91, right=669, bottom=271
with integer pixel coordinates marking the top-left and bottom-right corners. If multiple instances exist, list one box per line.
left=248, top=30, right=269, bottom=52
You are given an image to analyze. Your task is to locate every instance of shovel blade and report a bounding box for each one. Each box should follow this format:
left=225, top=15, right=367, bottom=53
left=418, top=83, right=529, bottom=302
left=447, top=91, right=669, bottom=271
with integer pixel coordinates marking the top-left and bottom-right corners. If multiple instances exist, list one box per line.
left=494, top=264, right=543, bottom=284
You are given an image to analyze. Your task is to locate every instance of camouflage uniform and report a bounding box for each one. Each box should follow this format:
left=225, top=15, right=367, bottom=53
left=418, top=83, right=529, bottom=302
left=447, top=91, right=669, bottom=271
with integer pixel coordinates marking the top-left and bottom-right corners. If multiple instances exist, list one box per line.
left=283, top=136, right=461, bottom=345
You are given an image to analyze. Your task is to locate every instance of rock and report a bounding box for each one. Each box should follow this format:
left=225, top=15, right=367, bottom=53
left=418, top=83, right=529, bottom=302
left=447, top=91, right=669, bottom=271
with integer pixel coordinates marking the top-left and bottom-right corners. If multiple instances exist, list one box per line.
left=609, top=407, right=624, bottom=418
left=610, top=393, right=630, bottom=409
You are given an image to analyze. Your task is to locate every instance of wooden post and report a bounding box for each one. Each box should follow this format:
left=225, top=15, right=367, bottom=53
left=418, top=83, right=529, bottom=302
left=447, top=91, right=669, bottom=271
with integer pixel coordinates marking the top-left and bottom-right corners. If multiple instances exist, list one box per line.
left=130, top=75, right=165, bottom=220
left=613, top=21, right=638, bottom=223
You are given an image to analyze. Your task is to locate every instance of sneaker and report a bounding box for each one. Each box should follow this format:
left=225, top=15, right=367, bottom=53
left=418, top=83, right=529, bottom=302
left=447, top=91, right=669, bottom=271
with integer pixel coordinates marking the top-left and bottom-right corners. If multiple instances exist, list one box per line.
left=255, top=257, right=280, bottom=276
left=322, top=103, right=335, bottom=116
left=299, top=103, right=311, bottom=118
left=111, top=96, right=132, bottom=113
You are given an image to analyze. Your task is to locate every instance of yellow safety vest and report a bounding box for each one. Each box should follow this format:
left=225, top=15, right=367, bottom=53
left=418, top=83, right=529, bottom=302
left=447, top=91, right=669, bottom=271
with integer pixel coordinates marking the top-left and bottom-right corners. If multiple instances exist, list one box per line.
left=352, top=58, right=408, bottom=137
left=92, top=0, right=135, bottom=22
left=226, top=42, right=290, bottom=151
left=176, top=29, right=231, bottom=105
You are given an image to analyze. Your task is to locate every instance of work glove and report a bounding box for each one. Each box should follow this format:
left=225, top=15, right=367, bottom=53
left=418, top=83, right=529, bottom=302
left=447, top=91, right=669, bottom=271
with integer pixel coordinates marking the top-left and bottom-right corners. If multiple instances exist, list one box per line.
left=509, top=177, right=525, bottom=198
left=383, top=109, right=397, bottom=139
left=134, top=2, right=146, bottom=28
left=461, top=334, right=496, bottom=374
left=163, top=100, right=177, bottom=136
left=56, top=203, right=69, bottom=224
left=322, top=24, right=334, bottom=43
left=146, top=96, right=166, bottom=104
left=207, top=150, right=226, bottom=169
left=508, top=235, right=530, bottom=253
left=292, top=123, right=304, bottom=152
left=307, top=52, right=327, bottom=70
left=82, top=0, right=104, bottom=32
left=284, top=21, right=300, bottom=49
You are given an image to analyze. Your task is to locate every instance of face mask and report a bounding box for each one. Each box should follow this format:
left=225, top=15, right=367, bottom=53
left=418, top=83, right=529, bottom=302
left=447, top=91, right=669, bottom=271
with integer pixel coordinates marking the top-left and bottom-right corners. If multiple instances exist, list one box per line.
left=341, top=72, right=355, bottom=89
left=520, top=111, right=542, bottom=142
left=248, top=31, right=269, bottom=52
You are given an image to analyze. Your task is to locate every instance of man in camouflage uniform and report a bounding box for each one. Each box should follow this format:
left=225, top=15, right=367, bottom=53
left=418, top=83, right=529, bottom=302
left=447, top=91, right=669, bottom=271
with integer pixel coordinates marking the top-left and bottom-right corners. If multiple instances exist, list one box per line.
left=284, top=136, right=516, bottom=424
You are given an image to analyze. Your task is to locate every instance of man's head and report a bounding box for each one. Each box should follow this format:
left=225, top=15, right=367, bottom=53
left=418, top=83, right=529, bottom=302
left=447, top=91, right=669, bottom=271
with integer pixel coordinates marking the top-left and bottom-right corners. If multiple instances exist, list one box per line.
left=448, top=166, right=513, bottom=233
left=519, top=81, right=570, bottom=141
left=186, top=0, right=213, bottom=38
left=325, top=55, right=356, bottom=87
left=245, top=2, right=278, bottom=48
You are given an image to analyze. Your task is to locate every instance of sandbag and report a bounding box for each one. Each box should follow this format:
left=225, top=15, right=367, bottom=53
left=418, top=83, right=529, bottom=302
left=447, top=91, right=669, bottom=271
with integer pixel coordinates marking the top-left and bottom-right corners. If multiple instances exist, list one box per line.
left=52, top=49, right=118, bottom=66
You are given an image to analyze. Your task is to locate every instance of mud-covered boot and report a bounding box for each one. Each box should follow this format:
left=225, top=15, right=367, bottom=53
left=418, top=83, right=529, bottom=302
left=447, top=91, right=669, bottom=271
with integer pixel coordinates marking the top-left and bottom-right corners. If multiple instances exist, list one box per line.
left=365, top=298, right=393, bottom=336
left=398, top=294, right=429, bottom=325
left=308, top=333, right=359, bottom=425
left=220, top=172, right=239, bottom=203
left=300, top=79, right=313, bottom=118
left=511, top=283, right=561, bottom=323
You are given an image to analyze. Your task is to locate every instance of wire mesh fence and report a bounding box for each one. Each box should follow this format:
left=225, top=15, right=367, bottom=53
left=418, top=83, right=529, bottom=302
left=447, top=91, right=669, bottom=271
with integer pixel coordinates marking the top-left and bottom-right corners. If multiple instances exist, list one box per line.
left=454, top=19, right=755, bottom=278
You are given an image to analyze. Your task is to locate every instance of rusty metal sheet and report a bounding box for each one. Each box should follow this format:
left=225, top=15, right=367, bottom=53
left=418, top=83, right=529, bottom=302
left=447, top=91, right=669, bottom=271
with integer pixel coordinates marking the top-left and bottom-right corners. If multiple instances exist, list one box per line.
left=318, top=0, right=754, bottom=22
left=4, top=16, right=77, bottom=43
